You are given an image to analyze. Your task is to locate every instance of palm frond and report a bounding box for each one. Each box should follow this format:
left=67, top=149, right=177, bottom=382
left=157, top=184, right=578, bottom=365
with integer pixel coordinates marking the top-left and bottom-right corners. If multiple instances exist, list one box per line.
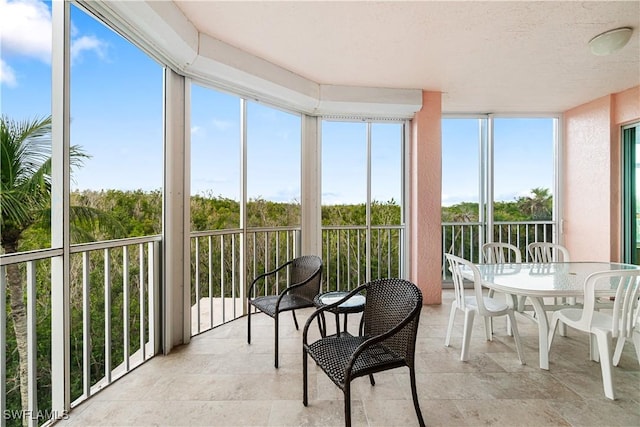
left=1, top=114, right=92, bottom=242
left=0, top=190, right=34, bottom=228
left=1, top=115, right=52, bottom=187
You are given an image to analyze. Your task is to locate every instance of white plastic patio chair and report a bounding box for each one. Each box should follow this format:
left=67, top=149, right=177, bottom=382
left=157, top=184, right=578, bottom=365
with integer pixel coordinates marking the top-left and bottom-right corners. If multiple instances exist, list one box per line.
left=527, top=242, right=570, bottom=263
left=482, top=242, right=522, bottom=334
left=548, top=269, right=640, bottom=400
left=444, top=253, right=526, bottom=364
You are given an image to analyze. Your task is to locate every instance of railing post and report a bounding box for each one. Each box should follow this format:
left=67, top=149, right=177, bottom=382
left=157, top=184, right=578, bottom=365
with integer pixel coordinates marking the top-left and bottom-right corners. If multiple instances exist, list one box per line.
left=123, top=246, right=130, bottom=371
left=26, top=262, right=38, bottom=427
left=104, top=249, right=112, bottom=384
left=149, top=241, right=160, bottom=355
left=337, top=229, right=341, bottom=290
left=139, top=244, right=146, bottom=360
left=0, top=267, right=5, bottom=422
left=232, top=233, right=237, bottom=319
left=194, top=238, right=200, bottom=335
left=208, top=236, right=214, bottom=329
left=82, top=252, right=91, bottom=399
left=220, top=235, right=226, bottom=322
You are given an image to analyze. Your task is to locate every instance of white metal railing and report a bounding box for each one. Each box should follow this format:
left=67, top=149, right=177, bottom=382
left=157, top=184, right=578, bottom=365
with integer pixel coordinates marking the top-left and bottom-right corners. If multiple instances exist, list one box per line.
left=441, top=220, right=556, bottom=278
left=1, top=236, right=161, bottom=426
left=189, top=227, right=301, bottom=336
left=188, top=224, right=405, bottom=336
left=322, top=225, right=404, bottom=293
left=69, top=236, right=161, bottom=408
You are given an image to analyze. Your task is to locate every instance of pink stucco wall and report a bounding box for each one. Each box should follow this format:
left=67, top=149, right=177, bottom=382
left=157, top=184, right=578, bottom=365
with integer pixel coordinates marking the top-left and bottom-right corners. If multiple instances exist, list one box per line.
left=613, top=86, right=640, bottom=125
left=410, top=91, right=442, bottom=304
left=563, top=86, right=639, bottom=262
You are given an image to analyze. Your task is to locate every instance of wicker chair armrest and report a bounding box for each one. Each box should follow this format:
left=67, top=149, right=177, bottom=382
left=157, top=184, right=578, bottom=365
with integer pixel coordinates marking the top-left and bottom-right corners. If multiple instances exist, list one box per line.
left=246, top=259, right=294, bottom=294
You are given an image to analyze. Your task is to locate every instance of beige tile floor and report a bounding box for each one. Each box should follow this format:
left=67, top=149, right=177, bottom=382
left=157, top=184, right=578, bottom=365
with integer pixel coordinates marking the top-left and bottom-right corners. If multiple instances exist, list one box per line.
left=59, top=289, right=639, bottom=426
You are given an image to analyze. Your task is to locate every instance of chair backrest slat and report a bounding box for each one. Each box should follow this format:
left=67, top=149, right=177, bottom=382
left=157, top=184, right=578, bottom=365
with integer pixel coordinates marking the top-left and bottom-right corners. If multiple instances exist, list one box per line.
left=482, top=242, right=522, bottom=264
left=527, top=242, right=570, bottom=263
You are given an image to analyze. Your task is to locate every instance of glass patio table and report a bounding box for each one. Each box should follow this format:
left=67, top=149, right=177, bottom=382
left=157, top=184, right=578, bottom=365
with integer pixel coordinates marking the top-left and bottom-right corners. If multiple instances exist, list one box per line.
left=461, top=261, right=640, bottom=370
left=313, top=291, right=366, bottom=337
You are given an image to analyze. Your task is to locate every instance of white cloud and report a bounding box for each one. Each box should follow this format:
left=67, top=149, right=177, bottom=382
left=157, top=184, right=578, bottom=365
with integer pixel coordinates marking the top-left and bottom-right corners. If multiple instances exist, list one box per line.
left=0, top=0, right=109, bottom=76
left=71, top=35, right=107, bottom=64
left=0, top=0, right=52, bottom=63
left=0, top=59, right=17, bottom=87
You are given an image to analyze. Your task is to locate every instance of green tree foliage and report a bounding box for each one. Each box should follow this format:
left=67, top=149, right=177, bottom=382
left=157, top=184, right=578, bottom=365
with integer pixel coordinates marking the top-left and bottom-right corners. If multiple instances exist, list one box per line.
left=441, top=189, right=553, bottom=223
left=441, top=189, right=554, bottom=262
left=191, top=193, right=239, bottom=230
left=247, top=197, right=301, bottom=228
left=441, top=202, right=478, bottom=223
left=72, top=189, right=162, bottom=239
left=322, top=203, right=366, bottom=226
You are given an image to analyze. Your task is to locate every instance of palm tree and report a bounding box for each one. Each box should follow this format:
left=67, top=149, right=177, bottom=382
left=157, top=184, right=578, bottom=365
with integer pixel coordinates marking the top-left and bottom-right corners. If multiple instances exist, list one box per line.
left=517, top=187, right=552, bottom=220
left=1, top=115, right=91, bottom=425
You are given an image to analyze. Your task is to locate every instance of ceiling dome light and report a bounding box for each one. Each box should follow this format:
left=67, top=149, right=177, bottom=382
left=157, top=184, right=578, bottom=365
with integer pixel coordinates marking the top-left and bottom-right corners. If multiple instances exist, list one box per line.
left=589, top=27, right=633, bottom=56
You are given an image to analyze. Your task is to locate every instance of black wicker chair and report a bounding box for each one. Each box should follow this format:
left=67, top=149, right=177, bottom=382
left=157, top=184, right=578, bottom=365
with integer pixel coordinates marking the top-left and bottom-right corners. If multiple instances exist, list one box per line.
left=302, top=278, right=425, bottom=427
left=247, top=255, right=323, bottom=368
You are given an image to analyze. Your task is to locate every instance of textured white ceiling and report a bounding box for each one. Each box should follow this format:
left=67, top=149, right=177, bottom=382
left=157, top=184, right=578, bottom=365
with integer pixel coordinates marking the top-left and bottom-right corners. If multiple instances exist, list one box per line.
left=173, top=0, right=639, bottom=114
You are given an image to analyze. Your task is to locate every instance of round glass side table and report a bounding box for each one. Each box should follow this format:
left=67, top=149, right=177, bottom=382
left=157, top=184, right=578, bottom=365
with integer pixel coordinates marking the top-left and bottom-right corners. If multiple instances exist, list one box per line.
left=313, top=291, right=366, bottom=337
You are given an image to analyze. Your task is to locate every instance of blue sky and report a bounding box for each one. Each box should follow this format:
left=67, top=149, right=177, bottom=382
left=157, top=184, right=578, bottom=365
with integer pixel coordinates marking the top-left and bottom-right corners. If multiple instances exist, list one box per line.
left=1, top=0, right=165, bottom=193
left=442, top=117, right=554, bottom=206
left=1, top=0, right=554, bottom=206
